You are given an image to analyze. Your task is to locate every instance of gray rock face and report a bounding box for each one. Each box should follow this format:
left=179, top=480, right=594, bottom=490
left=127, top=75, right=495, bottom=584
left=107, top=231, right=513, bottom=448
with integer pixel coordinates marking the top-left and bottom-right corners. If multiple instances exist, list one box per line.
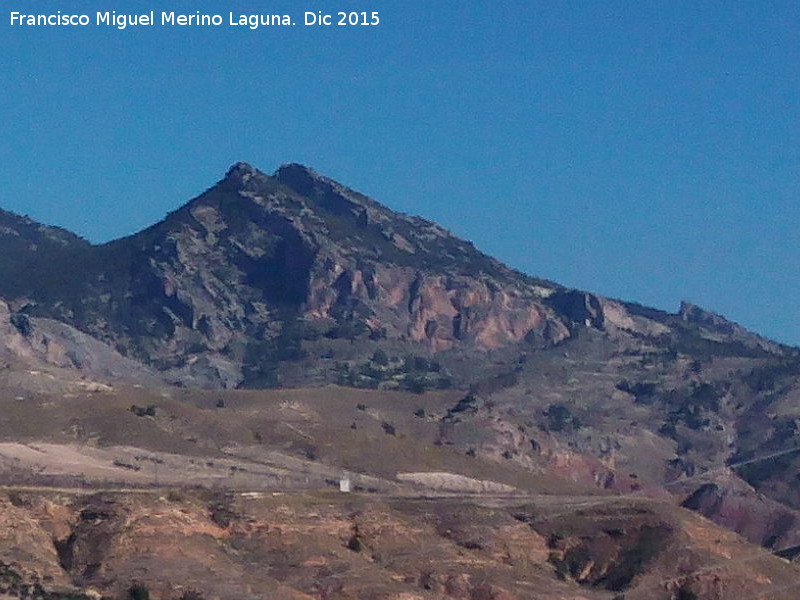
left=0, top=299, right=161, bottom=385
left=679, top=300, right=784, bottom=354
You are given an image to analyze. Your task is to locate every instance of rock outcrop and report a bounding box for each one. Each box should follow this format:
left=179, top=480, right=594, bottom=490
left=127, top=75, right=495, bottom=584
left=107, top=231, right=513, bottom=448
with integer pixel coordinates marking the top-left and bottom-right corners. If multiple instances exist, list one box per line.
left=0, top=299, right=161, bottom=386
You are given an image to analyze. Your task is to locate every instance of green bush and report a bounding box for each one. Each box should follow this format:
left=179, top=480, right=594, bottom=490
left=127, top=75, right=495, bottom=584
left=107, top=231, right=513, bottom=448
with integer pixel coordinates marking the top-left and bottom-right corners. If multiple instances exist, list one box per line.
left=545, top=404, right=581, bottom=432
left=372, top=349, right=388, bottom=366
left=128, top=584, right=150, bottom=600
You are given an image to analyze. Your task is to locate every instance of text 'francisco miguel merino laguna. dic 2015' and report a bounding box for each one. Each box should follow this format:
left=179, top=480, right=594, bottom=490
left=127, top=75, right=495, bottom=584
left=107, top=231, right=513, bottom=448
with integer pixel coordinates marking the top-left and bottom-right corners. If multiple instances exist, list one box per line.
left=9, top=10, right=381, bottom=29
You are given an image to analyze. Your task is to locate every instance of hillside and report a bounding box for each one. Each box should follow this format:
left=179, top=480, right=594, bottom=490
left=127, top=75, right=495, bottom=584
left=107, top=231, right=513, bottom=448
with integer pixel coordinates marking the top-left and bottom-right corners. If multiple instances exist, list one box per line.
left=0, top=384, right=795, bottom=599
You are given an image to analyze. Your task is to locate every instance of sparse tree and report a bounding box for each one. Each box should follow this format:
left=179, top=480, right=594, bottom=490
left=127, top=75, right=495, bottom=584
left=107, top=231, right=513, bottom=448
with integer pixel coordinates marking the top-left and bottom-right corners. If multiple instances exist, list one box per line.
left=372, top=349, right=389, bottom=366
left=128, top=583, right=150, bottom=600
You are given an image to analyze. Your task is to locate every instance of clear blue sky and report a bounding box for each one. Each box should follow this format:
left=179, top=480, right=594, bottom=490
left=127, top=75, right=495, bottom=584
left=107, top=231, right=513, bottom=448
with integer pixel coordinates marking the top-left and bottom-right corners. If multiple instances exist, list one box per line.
left=1, top=1, right=799, bottom=345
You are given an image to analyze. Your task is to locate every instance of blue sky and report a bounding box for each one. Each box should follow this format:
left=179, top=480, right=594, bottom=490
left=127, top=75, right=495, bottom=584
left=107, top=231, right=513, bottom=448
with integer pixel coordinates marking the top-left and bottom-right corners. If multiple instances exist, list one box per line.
left=1, top=1, right=799, bottom=345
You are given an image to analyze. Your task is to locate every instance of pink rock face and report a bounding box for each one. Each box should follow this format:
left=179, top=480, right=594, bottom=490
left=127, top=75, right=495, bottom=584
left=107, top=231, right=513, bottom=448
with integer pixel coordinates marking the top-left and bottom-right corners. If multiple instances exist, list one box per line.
left=303, top=262, right=566, bottom=352
left=543, top=446, right=627, bottom=491
left=469, top=294, right=549, bottom=350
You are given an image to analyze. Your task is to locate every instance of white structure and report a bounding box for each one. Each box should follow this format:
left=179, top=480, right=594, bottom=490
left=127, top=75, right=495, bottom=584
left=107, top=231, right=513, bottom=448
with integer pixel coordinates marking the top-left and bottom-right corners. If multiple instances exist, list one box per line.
left=339, top=478, right=352, bottom=493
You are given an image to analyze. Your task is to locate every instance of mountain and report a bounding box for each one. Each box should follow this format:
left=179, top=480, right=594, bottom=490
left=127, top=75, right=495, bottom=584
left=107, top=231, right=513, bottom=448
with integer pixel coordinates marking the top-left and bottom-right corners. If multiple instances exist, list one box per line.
left=2, top=162, right=800, bottom=599
left=0, top=163, right=569, bottom=388
left=0, top=162, right=787, bottom=390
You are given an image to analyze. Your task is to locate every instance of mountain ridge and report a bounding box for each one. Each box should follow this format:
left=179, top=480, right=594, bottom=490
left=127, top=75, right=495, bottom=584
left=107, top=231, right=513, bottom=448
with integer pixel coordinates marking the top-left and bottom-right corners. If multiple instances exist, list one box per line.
left=0, top=162, right=790, bottom=390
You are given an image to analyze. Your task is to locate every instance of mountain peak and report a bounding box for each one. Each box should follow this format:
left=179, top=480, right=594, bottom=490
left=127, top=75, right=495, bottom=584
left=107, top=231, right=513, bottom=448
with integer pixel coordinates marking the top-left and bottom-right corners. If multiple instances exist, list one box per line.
left=224, top=161, right=261, bottom=182
left=275, top=162, right=315, bottom=176
left=274, top=162, right=334, bottom=195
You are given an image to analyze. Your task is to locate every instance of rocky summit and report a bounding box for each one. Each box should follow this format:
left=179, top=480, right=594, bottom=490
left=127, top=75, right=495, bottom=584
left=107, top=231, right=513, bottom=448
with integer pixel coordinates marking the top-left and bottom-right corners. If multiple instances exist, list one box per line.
left=1, top=163, right=800, bottom=599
